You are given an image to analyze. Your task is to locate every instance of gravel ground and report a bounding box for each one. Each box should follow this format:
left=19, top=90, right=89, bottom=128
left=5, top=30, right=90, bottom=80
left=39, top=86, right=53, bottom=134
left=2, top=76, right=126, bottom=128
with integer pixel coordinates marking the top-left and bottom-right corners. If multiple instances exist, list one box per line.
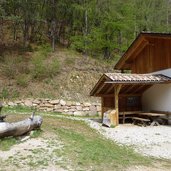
left=85, top=119, right=171, bottom=159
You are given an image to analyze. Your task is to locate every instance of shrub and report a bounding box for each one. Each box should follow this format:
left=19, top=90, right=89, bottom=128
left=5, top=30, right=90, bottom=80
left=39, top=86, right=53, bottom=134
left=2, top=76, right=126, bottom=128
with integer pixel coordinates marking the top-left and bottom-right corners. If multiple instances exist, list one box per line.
left=16, top=74, right=30, bottom=87
left=2, top=55, right=30, bottom=79
left=46, top=58, right=60, bottom=78
left=65, top=57, right=75, bottom=65
left=31, top=45, right=60, bottom=80
left=0, top=88, right=9, bottom=99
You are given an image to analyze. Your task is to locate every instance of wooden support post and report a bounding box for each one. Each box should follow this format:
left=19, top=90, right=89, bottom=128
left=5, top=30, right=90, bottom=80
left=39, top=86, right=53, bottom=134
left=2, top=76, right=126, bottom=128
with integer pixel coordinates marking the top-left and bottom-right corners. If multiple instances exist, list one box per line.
left=114, top=85, right=122, bottom=126
left=101, top=97, right=104, bottom=121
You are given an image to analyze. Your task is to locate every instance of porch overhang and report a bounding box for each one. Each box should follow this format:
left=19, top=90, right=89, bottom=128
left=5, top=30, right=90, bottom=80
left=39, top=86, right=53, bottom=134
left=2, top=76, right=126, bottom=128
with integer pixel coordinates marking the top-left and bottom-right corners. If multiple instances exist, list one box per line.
left=90, top=73, right=171, bottom=97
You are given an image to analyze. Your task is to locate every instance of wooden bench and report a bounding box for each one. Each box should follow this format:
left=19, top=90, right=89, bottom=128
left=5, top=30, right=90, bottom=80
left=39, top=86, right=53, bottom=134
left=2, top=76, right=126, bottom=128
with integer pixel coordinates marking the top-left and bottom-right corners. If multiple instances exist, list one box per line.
left=132, top=117, right=151, bottom=126
left=119, top=111, right=143, bottom=124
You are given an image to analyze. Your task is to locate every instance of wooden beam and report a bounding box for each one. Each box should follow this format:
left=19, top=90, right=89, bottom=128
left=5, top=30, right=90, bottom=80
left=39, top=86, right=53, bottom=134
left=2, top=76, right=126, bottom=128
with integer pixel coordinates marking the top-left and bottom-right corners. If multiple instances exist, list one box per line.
left=96, top=83, right=106, bottom=94
left=123, top=85, right=135, bottom=94
left=133, top=85, right=146, bottom=93
left=119, top=93, right=141, bottom=97
left=113, top=85, right=122, bottom=126
left=106, top=84, right=115, bottom=94
left=97, top=94, right=114, bottom=97
left=101, top=97, right=104, bottom=120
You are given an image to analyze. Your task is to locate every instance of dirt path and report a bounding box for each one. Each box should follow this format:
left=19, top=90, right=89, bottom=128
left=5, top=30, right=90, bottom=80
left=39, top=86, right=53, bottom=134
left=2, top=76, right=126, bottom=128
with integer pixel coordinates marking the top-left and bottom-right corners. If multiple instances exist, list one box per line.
left=0, top=137, right=66, bottom=171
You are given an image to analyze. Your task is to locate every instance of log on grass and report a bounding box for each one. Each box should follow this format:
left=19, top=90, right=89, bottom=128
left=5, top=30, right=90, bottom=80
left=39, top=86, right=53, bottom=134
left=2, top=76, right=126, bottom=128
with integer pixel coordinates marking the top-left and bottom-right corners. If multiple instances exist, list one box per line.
left=0, top=116, right=43, bottom=138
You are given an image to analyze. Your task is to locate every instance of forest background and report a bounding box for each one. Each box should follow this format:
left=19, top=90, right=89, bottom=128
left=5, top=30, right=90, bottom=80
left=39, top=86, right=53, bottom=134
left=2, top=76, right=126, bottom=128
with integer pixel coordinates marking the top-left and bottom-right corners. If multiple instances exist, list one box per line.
left=0, top=0, right=171, bottom=101
left=1, top=0, right=171, bottom=59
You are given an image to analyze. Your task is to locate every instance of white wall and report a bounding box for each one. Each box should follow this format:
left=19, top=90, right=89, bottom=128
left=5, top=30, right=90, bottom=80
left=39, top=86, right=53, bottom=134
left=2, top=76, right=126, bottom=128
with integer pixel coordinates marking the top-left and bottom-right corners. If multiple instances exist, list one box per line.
left=142, top=69, right=171, bottom=112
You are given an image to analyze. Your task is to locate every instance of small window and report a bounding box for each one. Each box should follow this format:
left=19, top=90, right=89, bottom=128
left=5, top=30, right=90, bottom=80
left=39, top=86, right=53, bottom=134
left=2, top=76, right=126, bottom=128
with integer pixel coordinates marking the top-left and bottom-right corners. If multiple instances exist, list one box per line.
left=127, top=96, right=140, bottom=107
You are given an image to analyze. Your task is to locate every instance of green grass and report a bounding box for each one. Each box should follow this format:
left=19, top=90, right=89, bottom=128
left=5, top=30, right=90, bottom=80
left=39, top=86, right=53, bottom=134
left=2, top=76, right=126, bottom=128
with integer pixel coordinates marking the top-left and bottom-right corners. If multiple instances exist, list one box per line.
left=47, top=117, right=151, bottom=171
left=30, top=129, right=42, bottom=138
left=2, top=105, right=34, bottom=114
left=0, top=113, right=170, bottom=171
left=0, top=137, right=17, bottom=151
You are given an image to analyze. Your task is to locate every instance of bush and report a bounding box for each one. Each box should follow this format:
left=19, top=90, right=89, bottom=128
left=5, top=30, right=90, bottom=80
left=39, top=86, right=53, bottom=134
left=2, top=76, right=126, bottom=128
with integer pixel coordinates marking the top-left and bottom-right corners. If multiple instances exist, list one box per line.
left=31, top=55, right=46, bottom=80
left=65, top=57, right=75, bottom=65
left=0, top=88, right=9, bottom=99
left=46, top=58, right=60, bottom=78
left=31, top=45, right=60, bottom=80
left=16, top=74, right=30, bottom=87
left=0, top=88, right=20, bottom=100
left=2, top=55, right=30, bottom=79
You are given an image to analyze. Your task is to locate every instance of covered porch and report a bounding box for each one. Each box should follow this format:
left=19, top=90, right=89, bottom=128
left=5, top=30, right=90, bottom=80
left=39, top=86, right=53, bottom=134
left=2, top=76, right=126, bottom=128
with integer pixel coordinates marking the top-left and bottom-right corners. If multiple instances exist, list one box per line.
left=90, top=73, right=171, bottom=126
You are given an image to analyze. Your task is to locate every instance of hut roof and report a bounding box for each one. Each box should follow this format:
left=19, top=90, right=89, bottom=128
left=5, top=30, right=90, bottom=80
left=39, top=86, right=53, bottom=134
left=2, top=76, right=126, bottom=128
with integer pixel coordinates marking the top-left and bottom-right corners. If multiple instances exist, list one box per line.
left=90, top=73, right=171, bottom=96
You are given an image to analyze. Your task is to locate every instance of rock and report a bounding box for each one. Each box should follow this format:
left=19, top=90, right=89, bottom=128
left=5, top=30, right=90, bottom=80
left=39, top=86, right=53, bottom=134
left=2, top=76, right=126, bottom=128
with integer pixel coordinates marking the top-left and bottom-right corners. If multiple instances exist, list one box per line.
left=83, top=102, right=91, bottom=107
left=15, top=100, right=22, bottom=104
left=70, top=106, right=76, bottom=109
left=33, top=99, right=41, bottom=104
left=76, top=102, right=81, bottom=106
left=90, top=105, right=97, bottom=112
left=60, top=99, right=66, bottom=106
left=83, top=107, right=89, bottom=111
left=8, top=102, right=15, bottom=106
left=40, top=103, right=53, bottom=108
left=66, top=101, right=72, bottom=106
left=66, top=111, right=74, bottom=115
left=54, top=104, right=61, bottom=109
left=47, top=108, right=54, bottom=112
left=24, top=100, right=32, bottom=107
left=39, top=107, right=47, bottom=111
left=50, top=100, right=59, bottom=104
left=97, top=106, right=101, bottom=112
left=68, top=108, right=75, bottom=112
left=89, top=111, right=97, bottom=116
left=64, top=109, right=69, bottom=112
left=76, top=106, right=82, bottom=111
left=74, top=111, right=86, bottom=116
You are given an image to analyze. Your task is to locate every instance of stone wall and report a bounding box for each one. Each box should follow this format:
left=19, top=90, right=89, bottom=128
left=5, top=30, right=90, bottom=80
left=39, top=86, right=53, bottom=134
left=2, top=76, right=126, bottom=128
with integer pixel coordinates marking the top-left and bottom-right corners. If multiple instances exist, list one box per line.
left=3, top=99, right=101, bottom=116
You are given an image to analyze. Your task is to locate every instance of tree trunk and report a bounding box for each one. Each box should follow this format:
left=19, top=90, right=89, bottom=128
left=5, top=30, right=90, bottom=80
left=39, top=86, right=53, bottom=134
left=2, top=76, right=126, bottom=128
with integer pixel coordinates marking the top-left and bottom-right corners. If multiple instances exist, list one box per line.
left=0, top=116, right=43, bottom=138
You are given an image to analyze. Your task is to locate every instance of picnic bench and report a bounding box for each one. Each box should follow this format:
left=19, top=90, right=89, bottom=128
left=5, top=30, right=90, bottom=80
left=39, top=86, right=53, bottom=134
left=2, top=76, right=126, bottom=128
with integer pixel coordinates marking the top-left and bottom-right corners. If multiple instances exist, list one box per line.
left=132, top=117, right=151, bottom=126
left=119, top=111, right=168, bottom=126
left=119, top=111, right=142, bottom=123
left=137, top=112, right=167, bottom=126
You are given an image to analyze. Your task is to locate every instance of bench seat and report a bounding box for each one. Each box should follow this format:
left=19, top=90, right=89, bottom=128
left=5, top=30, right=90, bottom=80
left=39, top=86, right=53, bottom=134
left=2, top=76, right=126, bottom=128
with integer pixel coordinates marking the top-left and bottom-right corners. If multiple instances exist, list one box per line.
left=132, top=117, right=151, bottom=126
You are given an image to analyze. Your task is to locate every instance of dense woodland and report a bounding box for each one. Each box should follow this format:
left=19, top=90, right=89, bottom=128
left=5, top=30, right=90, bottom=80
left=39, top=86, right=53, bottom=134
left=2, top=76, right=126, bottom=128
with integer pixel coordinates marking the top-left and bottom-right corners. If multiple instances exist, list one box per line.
left=1, top=0, right=171, bottom=59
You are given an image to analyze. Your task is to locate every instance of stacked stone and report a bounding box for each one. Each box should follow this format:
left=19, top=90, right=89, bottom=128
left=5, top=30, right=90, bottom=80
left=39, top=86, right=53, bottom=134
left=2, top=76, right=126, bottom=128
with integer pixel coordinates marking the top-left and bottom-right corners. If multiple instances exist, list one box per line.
left=4, top=99, right=101, bottom=116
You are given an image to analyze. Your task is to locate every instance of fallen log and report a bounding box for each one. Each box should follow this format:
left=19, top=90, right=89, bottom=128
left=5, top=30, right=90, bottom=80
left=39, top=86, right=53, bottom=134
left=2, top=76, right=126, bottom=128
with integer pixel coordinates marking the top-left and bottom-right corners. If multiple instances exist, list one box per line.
left=0, top=115, right=43, bottom=138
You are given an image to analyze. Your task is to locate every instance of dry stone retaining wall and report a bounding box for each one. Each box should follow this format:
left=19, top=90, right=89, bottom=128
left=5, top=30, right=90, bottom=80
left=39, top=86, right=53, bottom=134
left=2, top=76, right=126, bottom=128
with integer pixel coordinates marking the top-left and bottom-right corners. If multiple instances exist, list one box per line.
left=3, top=99, right=101, bottom=116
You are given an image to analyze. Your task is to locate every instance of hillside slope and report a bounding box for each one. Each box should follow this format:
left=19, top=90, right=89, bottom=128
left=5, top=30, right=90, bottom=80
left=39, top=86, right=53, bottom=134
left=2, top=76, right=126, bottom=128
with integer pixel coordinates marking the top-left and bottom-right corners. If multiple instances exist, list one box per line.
left=0, top=46, right=116, bottom=102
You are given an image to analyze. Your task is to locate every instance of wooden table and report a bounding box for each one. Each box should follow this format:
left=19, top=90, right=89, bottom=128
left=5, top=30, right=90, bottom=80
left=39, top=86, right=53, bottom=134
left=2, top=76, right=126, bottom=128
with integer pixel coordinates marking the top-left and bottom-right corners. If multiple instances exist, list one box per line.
left=137, top=112, right=166, bottom=126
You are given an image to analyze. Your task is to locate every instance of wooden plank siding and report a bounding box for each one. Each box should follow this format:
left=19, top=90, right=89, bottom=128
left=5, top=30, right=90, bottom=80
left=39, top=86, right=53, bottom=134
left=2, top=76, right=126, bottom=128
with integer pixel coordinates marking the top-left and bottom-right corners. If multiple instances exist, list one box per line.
left=131, top=38, right=171, bottom=74
left=115, top=33, right=171, bottom=73
left=101, top=94, right=142, bottom=114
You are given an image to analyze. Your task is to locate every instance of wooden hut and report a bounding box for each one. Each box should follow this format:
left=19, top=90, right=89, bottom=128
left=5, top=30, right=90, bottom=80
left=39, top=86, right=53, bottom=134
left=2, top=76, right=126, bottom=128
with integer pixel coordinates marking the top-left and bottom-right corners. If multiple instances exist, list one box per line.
left=90, top=32, right=171, bottom=126
left=90, top=73, right=171, bottom=125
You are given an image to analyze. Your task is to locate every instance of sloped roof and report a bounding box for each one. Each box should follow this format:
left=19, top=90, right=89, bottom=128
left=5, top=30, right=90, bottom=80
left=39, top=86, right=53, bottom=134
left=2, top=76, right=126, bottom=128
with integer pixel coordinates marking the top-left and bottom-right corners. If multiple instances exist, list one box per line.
left=114, top=32, right=171, bottom=70
left=105, top=73, right=171, bottom=83
left=90, top=73, right=171, bottom=96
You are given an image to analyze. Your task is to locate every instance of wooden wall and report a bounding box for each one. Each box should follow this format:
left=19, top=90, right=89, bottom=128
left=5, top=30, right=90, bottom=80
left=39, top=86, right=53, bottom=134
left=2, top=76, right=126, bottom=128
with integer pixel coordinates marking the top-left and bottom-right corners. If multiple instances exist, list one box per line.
left=131, top=38, right=171, bottom=74
left=101, top=95, right=142, bottom=115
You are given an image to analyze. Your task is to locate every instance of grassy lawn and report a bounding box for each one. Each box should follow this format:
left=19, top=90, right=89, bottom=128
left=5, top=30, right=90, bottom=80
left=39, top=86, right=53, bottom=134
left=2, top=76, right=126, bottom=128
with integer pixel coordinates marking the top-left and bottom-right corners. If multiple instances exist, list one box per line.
left=0, top=109, right=170, bottom=171
left=45, top=116, right=151, bottom=171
